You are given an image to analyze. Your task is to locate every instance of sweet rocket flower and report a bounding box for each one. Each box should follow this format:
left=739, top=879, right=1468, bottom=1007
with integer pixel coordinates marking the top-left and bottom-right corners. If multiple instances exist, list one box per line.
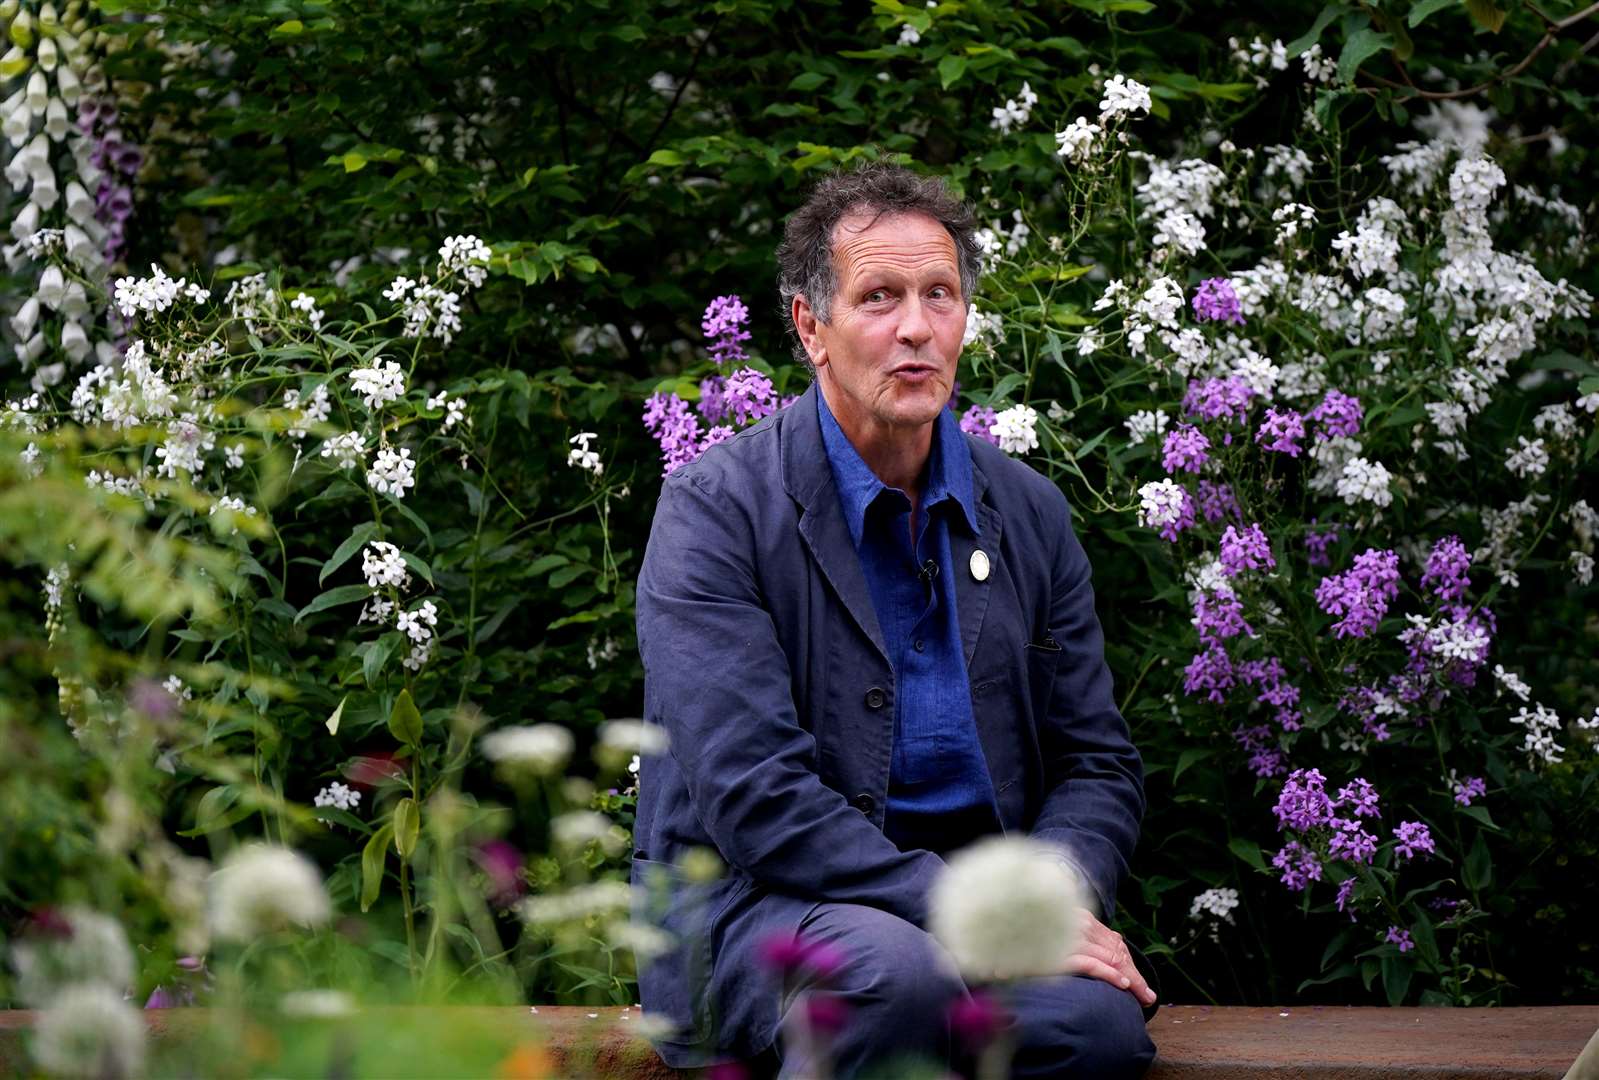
left=1192, top=480, right=1239, bottom=524
left=1159, top=485, right=1197, bottom=542
left=991, top=403, right=1039, bottom=455
left=1193, top=589, right=1252, bottom=645
left=361, top=540, right=409, bottom=589
left=1385, top=926, right=1414, bottom=953
left=1335, top=457, right=1393, bottom=508
left=1304, top=520, right=1340, bottom=567
left=1334, top=778, right=1380, bottom=818
left=1272, top=840, right=1322, bottom=891
left=1256, top=407, right=1306, bottom=456
left=313, top=782, right=361, bottom=812
left=1183, top=376, right=1256, bottom=427
left=1327, top=821, right=1378, bottom=864
left=1315, top=548, right=1401, bottom=638
left=1393, top=821, right=1436, bottom=860
left=1421, top=535, right=1472, bottom=601
left=1183, top=644, right=1236, bottom=703
left=367, top=447, right=417, bottom=498
left=697, top=375, right=729, bottom=425
left=1273, top=768, right=1334, bottom=831
left=1098, top=74, right=1153, bottom=121
left=702, top=294, right=752, bottom=366
left=960, top=404, right=1000, bottom=446
left=1137, top=478, right=1187, bottom=531
left=1162, top=423, right=1211, bottom=473
left=1309, top=389, right=1364, bottom=439
left=1451, top=774, right=1487, bottom=806
left=1335, top=878, right=1357, bottom=921
left=1219, top=523, right=1275, bottom=576
left=1191, top=277, right=1245, bottom=325
left=1054, top=116, right=1102, bottom=163
left=348, top=358, right=406, bottom=411
left=723, top=367, right=777, bottom=426
left=643, top=392, right=705, bottom=474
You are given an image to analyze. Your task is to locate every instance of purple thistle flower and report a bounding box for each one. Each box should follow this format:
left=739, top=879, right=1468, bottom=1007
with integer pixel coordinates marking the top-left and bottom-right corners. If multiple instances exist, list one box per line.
left=1393, top=821, right=1436, bottom=860
left=1335, top=878, right=1358, bottom=921
left=1304, top=520, right=1340, bottom=568
left=1182, top=377, right=1256, bottom=426
left=723, top=368, right=777, bottom=426
left=1452, top=776, right=1487, bottom=807
left=1255, top=407, right=1307, bottom=457
left=1191, top=276, right=1245, bottom=325
left=1272, top=840, right=1322, bottom=891
left=1162, top=423, right=1211, bottom=474
left=702, top=295, right=752, bottom=366
left=1195, top=480, right=1241, bottom=523
left=1315, top=548, right=1402, bottom=639
left=1328, top=821, right=1379, bottom=865
left=1385, top=926, right=1414, bottom=953
left=1334, top=778, right=1380, bottom=819
left=1273, top=768, right=1334, bottom=832
left=1308, top=389, right=1364, bottom=440
left=1219, top=523, right=1276, bottom=576
left=1183, top=643, right=1236, bottom=703
left=960, top=404, right=1000, bottom=446
left=1421, top=535, right=1472, bottom=603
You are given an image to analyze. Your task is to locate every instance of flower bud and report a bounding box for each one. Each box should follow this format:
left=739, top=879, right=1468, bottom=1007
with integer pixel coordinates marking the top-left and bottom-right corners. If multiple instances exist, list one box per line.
left=36, top=35, right=57, bottom=73
left=60, top=280, right=88, bottom=320
left=39, top=3, right=59, bottom=29
left=44, top=96, right=66, bottom=140
left=36, top=264, right=64, bottom=308
left=8, top=200, right=38, bottom=241
left=21, top=130, right=48, bottom=169
left=9, top=7, right=33, bottom=47
left=64, top=178, right=90, bottom=223
left=25, top=69, right=47, bottom=113
left=60, top=319, right=89, bottom=361
left=0, top=1, right=21, bottom=21
left=53, top=60, right=77, bottom=104
left=0, top=46, right=28, bottom=81
left=9, top=295, right=41, bottom=340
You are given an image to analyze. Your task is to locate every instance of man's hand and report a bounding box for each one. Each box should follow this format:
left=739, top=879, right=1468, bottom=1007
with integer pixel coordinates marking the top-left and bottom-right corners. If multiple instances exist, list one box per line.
left=1059, top=907, right=1157, bottom=1007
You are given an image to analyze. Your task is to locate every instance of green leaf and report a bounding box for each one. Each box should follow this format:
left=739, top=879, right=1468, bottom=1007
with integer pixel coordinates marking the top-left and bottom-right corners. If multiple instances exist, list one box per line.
left=1338, top=29, right=1394, bottom=84
left=361, top=823, right=394, bottom=912
left=364, top=632, right=400, bottom=687
left=788, top=71, right=828, bottom=92
left=1458, top=803, right=1500, bottom=832
left=1464, top=0, right=1508, bottom=32
left=1228, top=836, right=1268, bottom=873
left=1297, top=961, right=1357, bottom=992
left=393, top=797, right=421, bottom=857
left=1287, top=3, right=1345, bottom=55
left=1464, top=832, right=1493, bottom=889
left=388, top=688, right=423, bottom=748
left=296, top=584, right=374, bottom=624
left=1381, top=953, right=1414, bottom=1004
left=272, top=19, right=305, bottom=35
left=321, top=522, right=380, bottom=585
left=1173, top=747, right=1214, bottom=784
left=188, top=785, right=248, bottom=835
left=1408, top=0, right=1457, bottom=27
left=400, top=552, right=434, bottom=586
left=326, top=695, right=347, bottom=736
left=936, top=54, right=967, bottom=89
left=646, top=149, right=685, bottom=167
left=341, top=152, right=367, bottom=173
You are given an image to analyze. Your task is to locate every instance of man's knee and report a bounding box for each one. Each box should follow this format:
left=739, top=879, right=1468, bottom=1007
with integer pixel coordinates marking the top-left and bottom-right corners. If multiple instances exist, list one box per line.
left=799, top=903, right=964, bottom=1017
left=1010, top=975, right=1155, bottom=1079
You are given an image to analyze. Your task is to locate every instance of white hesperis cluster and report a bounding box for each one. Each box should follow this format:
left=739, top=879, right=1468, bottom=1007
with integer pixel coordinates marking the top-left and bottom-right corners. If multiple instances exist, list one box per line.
left=347, top=357, right=406, bottom=411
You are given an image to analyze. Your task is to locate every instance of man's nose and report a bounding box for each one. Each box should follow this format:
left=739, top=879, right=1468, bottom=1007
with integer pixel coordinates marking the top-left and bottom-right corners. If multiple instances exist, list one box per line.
left=896, top=295, right=934, bottom=348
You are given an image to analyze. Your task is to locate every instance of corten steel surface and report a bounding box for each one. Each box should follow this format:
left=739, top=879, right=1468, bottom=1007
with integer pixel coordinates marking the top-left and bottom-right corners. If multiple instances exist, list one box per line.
left=2, top=1004, right=1596, bottom=1078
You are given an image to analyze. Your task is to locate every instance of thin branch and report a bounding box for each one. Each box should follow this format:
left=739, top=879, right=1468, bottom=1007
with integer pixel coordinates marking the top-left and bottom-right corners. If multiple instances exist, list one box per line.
left=1362, top=1, right=1599, bottom=100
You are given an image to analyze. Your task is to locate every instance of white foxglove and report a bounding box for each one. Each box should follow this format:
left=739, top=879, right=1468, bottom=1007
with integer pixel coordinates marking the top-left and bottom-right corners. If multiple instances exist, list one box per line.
left=44, top=96, right=67, bottom=140
left=60, top=320, right=89, bottom=361
left=64, top=178, right=91, bottom=223
left=36, top=264, right=64, bottom=308
left=9, top=296, right=40, bottom=340
left=25, top=70, right=48, bottom=114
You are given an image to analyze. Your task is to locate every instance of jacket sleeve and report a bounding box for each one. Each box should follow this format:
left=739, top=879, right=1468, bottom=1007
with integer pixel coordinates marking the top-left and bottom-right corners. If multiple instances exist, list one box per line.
left=1028, top=489, right=1146, bottom=920
left=636, top=464, right=946, bottom=928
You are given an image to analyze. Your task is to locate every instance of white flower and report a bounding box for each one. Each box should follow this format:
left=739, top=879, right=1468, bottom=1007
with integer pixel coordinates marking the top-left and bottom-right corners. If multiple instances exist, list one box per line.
left=1577, top=706, right=1599, bottom=732
left=551, top=811, right=624, bottom=854
left=1125, top=410, right=1169, bottom=444
left=290, top=292, right=324, bottom=331
left=280, top=990, right=357, bottom=1019
left=1098, top=74, right=1152, bottom=121
left=396, top=599, right=439, bottom=644
left=1301, top=43, right=1338, bottom=84
left=1504, top=436, right=1549, bottom=478
left=1054, top=117, right=1101, bottom=163
left=367, top=446, right=416, bottom=498
left=428, top=390, right=467, bottom=431
left=1093, top=279, right=1129, bottom=311
left=1335, top=457, right=1393, bottom=508
left=1137, top=478, right=1187, bottom=529
left=896, top=23, right=920, bottom=46
left=518, top=881, right=632, bottom=925
left=361, top=540, right=410, bottom=590
left=112, top=264, right=188, bottom=320
left=1076, top=329, right=1101, bottom=356
left=1188, top=886, right=1239, bottom=922
left=313, top=782, right=362, bottom=812
left=586, top=635, right=621, bottom=670
left=990, top=82, right=1037, bottom=134
left=208, top=844, right=332, bottom=942
left=991, top=404, right=1039, bottom=455
left=348, top=358, right=406, bottom=410
left=383, top=276, right=415, bottom=302
left=9, top=907, right=136, bottom=1007
left=481, top=723, right=575, bottom=775
left=1273, top=203, right=1317, bottom=246
left=1576, top=390, right=1599, bottom=414
left=154, top=414, right=215, bottom=478
left=439, top=234, right=492, bottom=289
left=319, top=430, right=366, bottom=470
left=1572, top=551, right=1595, bottom=587
left=223, top=443, right=245, bottom=470
left=598, top=719, right=670, bottom=757
left=1134, top=277, right=1184, bottom=328
left=1509, top=702, right=1564, bottom=766
left=929, top=835, right=1086, bottom=979
left=567, top=431, right=603, bottom=475
left=1493, top=664, right=1532, bottom=702
left=962, top=304, right=1003, bottom=349
left=31, top=984, right=146, bottom=1080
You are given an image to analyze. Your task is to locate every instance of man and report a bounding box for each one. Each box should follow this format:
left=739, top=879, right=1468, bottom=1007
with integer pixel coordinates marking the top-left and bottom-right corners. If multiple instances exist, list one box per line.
left=633, top=162, right=1156, bottom=1078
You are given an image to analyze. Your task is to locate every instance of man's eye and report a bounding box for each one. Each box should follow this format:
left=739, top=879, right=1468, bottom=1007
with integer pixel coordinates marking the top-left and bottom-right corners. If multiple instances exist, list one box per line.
left=929, top=287, right=950, bottom=299
left=865, top=291, right=888, bottom=303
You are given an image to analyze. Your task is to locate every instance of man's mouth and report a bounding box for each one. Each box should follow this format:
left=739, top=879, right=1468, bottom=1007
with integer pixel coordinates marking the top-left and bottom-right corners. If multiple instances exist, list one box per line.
left=888, top=363, right=938, bottom=380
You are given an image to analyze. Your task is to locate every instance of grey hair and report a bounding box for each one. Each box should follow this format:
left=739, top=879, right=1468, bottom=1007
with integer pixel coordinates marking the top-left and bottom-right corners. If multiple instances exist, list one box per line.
left=775, top=161, right=982, bottom=366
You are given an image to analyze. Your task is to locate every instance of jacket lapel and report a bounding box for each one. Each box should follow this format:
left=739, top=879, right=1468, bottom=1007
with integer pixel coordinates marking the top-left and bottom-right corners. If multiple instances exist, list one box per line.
left=951, top=450, right=1001, bottom=668
left=781, top=386, right=889, bottom=664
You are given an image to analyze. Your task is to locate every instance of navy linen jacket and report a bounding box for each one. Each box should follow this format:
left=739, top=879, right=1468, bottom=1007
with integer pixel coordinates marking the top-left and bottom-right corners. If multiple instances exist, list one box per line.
left=633, top=383, right=1145, bottom=1064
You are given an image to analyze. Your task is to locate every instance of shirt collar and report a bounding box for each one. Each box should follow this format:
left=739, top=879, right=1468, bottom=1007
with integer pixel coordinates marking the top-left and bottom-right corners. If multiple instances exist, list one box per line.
left=817, top=387, right=979, bottom=548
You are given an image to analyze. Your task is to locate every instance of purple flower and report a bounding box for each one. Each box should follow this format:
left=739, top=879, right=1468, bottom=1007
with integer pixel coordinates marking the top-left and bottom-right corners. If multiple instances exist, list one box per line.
left=723, top=368, right=777, bottom=426
left=948, top=990, right=1009, bottom=1048
left=1194, top=589, right=1253, bottom=646
left=1219, top=523, right=1276, bottom=576
left=1304, top=520, right=1340, bottom=568
left=1392, top=821, right=1436, bottom=860
left=1191, top=277, right=1245, bottom=325
left=1272, top=840, right=1322, bottom=891
left=1385, top=926, right=1414, bottom=953
left=778, top=393, right=800, bottom=410
left=1182, top=377, right=1256, bottom=426
left=1159, top=486, right=1197, bottom=542
left=698, top=375, right=729, bottom=424
left=1328, top=821, right=1378, bottom=865
left=1315, top=548, right=1402, bottom=639
left=1308, top=389, right=1363, bottom=440
left=1235, top=724, right=1287, bottom=778
left=702, top=295, right=752, bottom=366
left=803, top=993, right=851, bottom=1036
left=757, top=930, right=847, bottom=984
left=1334, top=878, right=1358, bottom=921
left=1162, top=423, right=1211, bottom=474
left=1421, top=535, right=1472, bottom=602
left=643, top=392, right=705, bottom=475
left=473, top=840, right=526, bottom=906
left=1273, top=768, right=1334, bottom=832
left=1195, top=480, right=1241, bottom=523
left=1183, top=644, right=1236, bottom=703
left=960, top=404, right=1000, bottom=446
left=701, top=424, right=736, bottom=449
left=1255, top=407, right=1306, bottom=456
left=1334, top=778, right=1380, bottom=819
left=1452, top=776, right=1487, bottom=807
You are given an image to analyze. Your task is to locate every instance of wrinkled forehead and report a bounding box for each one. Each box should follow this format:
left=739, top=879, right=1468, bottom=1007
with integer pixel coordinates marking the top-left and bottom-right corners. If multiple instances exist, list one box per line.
left=830, top=209, right=958, bottom=281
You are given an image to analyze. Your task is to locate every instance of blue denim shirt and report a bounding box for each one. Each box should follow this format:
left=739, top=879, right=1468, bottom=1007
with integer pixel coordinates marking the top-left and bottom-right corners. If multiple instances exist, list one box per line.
left=817, top=390, right=998, bottom=852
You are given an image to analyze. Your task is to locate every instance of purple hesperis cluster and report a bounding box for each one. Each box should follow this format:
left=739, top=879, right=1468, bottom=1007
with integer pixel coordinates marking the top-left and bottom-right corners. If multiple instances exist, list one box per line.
left=1162, top=423, right=1211, bottom=474
left=1236, top=723, right=1287, bottom=778
left=1385, top=926, right=1414, bottom=953
left=1308, top=389, right=1363, bottom=440
left=1272, top=840, right=1322, bottom=891
left=1158, top=485, right=1197, bottom=542
left=1452, top=775, right=1487, bottom=806
left=724, top=368, right=778, bottom=425
left=1392, top=821, right=1436, bottom=860
left=1327, top=820, right=1379, bottom=864
left=1315, top=547, right=1401, bottom=639
left=643, top=392, right=705, bottom=475
left=1183, top=644, right=1235, bottom=704
left=1182, top=376, right=1256, bottom=429
left=1238, top=655, right=1302, bottom=731
left=1191, top=277, right=1245, bottom=326
left=699, top=375, right=729, bottom=424
left=1193, top=589, right=1253, bottom=646
left=1273, top=768, right=1335, bottom=831
left=1420, top=535, right=1472, bottom=602
left=1195, top=479, right=1241, bottom=524
left=1255, top=406, right=1306, bottom=456
left=1219, top=522, right=1276, bottom=576
left=703, top=294, right=753, bottom=366
left=960, top=404, right=1000, bottom=446
left=1334, top=778, right=1380, bottom=818
left=1304, top=519, right=1340, bottom=567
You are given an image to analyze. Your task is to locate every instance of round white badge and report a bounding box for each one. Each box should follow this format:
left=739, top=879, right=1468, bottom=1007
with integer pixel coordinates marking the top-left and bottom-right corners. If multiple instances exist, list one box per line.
left=970, top=550, right=990, bottom=582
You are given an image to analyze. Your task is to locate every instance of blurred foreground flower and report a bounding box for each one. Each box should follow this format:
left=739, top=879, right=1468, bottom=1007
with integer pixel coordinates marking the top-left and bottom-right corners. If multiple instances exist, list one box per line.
left=33, top=983, right=146, bottom=1080
left=208, top=845, right=331, bottom=942
left=929, top=836, right=1085, bottom=980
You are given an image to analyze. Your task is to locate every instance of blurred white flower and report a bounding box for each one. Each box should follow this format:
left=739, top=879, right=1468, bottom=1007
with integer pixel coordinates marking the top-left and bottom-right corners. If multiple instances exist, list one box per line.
left=567, top=431, right=603, bottom=475
left=208, top=845, right=332, bottom=942
left=280, top=989, right=357, bottom=1019
left=32, top=983, right=146, bottom=1080
left=481, top=723, right=574, bottom=775
left=598, top=719, right=669, bottom=757
left=313, top=782, right=362, bottom=813
left=929, top=835, right=1085, bottom=979
left=10, top=908, right=135, bottom=1007
left=519, top=881, right=632, bottom=925
left=551, top=811, right=625, bottom=855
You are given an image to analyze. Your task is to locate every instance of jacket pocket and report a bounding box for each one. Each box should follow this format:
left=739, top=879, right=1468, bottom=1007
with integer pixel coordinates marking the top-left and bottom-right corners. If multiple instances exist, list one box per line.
left=631, top=855, right=752, bottom=1047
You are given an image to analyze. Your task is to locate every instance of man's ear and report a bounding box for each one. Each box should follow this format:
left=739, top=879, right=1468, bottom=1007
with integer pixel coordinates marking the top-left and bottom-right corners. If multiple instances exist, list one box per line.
left=791, top=293, right=827, bottom=368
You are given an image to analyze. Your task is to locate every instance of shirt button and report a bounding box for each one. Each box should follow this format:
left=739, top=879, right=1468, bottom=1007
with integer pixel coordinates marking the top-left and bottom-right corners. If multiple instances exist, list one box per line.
left=864, top=687, right=886, bottom=710
left=913, top=639, right=926, bottom=652
left=851, top=793, right=876, bottom=814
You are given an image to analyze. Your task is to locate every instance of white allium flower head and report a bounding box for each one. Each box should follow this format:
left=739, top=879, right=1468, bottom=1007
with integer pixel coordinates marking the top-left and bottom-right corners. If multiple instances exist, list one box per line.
left=208, top=844, right=332, bottom=942
left=598, top=718, right=670, bottom=756
left=9, top=907, right=135, bottom=1007
left=480, top=723, right=575, bottom=775
left=31, top=983, right=146, bottom=1080
left=929, top=835, right=1086, bottom=979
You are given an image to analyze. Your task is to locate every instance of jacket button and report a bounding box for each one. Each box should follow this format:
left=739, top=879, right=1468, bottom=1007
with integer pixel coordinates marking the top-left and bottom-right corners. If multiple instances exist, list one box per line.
left=851, top=793, right=876, bottom=814
left=864, top=687, right=886, bottom=710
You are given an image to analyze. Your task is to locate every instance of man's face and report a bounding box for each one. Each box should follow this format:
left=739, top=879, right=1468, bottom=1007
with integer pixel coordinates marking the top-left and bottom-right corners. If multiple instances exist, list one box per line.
left=799, top=210, right=967, bottom=438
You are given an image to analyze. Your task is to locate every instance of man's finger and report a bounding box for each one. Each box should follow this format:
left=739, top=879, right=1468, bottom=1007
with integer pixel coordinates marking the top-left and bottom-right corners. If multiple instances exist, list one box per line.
left=1062, top=952, right=1157, bottom=1006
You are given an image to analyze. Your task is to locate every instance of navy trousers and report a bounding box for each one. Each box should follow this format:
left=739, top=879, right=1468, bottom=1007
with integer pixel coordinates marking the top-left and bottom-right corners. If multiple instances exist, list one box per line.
left=728, top=899, right=1156, bottom=1079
